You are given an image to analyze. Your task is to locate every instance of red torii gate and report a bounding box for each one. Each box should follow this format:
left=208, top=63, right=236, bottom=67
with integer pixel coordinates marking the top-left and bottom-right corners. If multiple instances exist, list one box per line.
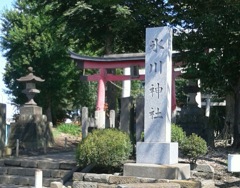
left=70, top=51, right=180, bottom=114
left=70, top=52, right=146, bottom=111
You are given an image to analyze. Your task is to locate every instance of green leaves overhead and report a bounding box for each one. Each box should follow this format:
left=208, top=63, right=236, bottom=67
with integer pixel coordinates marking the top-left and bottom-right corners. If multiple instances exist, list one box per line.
left=0, top=0, right=96, bottom=123
left=63, top=1, right=92, bottom=16
left=169, top=0, right=240, bottom=94
left=36, top=0, right=168, bottom=54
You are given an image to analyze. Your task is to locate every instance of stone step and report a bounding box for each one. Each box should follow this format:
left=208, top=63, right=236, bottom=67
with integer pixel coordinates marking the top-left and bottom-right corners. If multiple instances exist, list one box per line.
left=0, top=174, right=61, bottom=187
left=0, top=158, right=76, bottom=170
left=0, top=184, right=49, bottom=188
left=0, top=166, right=69, bottom=178
left=0, top=152, right=77, bottom=187
left=117, top=183, right=181, bottom=188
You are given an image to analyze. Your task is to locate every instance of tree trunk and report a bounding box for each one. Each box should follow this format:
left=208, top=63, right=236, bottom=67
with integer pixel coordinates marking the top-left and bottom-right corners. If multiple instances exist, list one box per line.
left=104, top=32, right=117, bottom=111
left=232, top=78, right=240, bottom=148
left=106, top=70, right=117, bottom=111
left=45, top=105, right=53, bottom=125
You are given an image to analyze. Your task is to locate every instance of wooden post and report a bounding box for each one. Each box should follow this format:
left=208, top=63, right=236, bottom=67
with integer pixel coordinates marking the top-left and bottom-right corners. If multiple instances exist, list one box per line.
left=65, top=137, right=67, bottom=150
left=16, top=139, right=19, bottom=157
left=44, top=138, right=47, bottom=154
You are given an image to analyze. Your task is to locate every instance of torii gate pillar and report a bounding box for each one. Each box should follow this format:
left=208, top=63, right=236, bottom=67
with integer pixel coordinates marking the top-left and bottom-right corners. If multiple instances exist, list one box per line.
left=95, top=68, right=106, bottom=129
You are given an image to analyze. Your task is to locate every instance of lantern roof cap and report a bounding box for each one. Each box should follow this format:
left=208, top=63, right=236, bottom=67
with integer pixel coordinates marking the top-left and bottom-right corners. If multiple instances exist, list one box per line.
left=17, top=67, right=45, bottom=82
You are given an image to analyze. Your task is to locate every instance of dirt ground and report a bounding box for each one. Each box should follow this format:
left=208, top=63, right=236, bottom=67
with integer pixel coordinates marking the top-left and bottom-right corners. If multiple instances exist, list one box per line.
left=196, top=145, right=240, bottom=188
left=17, top=127, right=81, bottom=156
left=51, top=128, right=82, bottom=151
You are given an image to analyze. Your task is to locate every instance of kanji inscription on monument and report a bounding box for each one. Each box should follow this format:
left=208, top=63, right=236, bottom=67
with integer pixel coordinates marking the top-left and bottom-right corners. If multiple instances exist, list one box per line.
left=144, top=26, right=172, bottom=143
left=136, top=26, right=178, bottom=165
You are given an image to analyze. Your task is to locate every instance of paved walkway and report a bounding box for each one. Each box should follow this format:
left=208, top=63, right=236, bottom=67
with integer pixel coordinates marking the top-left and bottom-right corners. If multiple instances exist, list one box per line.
left=2, top=151, right=76, bottom=162
left=17, top=151, right=76, bottom=162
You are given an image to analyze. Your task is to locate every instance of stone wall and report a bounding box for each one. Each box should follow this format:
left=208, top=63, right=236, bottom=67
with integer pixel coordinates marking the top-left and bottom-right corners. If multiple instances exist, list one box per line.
left=71, top=172, right=214, bottom=188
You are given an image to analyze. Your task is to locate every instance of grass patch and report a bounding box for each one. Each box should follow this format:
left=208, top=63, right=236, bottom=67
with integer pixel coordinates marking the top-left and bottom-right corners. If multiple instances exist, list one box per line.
left=57, top=123, right=81, bottom=136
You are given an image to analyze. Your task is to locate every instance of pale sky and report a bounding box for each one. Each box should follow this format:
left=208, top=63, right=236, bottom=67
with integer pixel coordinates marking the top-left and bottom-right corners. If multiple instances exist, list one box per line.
left=0, top=0, right=16, bottom=120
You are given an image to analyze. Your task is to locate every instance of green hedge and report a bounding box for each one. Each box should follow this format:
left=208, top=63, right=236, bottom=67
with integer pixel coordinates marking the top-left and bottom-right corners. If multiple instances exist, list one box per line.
left=172, top=124, right=208, bottom=163
left=171, top=123, right=187, bottom=149
left=76, top=128, right=133, bottom=173
left=182, top=133, right=208, bottom=163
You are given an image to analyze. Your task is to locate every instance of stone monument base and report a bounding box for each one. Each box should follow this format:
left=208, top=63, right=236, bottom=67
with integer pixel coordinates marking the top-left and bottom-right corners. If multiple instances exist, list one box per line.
left=20, top=105, right=42, bottom=115
left=136, top=142, right=178, bottom=164
left=124, top=163, right=190, bottom=180
left=8, top=114, right=54, bottom=150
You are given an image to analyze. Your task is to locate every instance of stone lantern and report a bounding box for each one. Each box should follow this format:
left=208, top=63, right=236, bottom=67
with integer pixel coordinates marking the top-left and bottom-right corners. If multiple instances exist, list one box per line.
left=8, top=67, right=54, bottom=150
left=17, top=67, right=44, bottom=115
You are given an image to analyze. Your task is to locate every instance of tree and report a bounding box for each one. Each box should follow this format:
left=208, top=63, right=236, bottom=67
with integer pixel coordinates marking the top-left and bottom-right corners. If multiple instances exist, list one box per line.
left=0, top=0, right=96, bottom=124
left=33, top=0, right=170, bottom=110
left=36, top=0, right=169, bottom=54
left=168, top=0, right=240, bottom=147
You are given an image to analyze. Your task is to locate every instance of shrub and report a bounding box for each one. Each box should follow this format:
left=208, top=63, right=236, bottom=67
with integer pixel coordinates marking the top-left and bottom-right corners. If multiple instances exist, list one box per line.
left=182, top=133, right=208, bottom=164
left=57, top=123, right=81, bottom=136
left=76, top=128, right=133, bottom=173
left=171, top=124, right=187, bottom=149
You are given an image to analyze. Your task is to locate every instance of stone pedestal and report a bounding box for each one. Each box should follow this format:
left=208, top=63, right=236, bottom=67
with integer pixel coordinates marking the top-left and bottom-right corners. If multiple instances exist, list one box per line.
left=8, top=113, right=54, bottom=150
left=137, top=142, right=178, bottom=164
left=20, top=105, right=42, bottom=115
left=124, top=163, right=190, bottom=180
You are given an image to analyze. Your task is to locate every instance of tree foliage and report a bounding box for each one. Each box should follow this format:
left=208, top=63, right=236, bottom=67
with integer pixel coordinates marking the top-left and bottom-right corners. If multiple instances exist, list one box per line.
left=31, top=0, right=169, bottom=54
left=168, top=0, right=240, bottom=146
left=168, top=0, right=240, bottom=93
left=0, top=0, right=97, bottom=123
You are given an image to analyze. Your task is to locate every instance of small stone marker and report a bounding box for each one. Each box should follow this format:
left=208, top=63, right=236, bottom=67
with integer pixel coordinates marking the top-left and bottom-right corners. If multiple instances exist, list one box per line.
left=81, top=107, right=89, bottom=138
left=135, top=96, right=144, bottom=142
left=120, top=97, right=133, bottom=133
left=109, top=110, right=115, bottom=128
left=136, top=26, right=178, bottom=165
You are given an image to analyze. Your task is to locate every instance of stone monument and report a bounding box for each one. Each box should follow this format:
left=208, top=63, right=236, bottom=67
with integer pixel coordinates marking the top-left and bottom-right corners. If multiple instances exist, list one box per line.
left=124, top=27, right=190, bottom=179
left=8, top=67, right=54, bottom=150
left=176, top=79, right=214, bottom=146
left=138, top=26, right=177, bottom=164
